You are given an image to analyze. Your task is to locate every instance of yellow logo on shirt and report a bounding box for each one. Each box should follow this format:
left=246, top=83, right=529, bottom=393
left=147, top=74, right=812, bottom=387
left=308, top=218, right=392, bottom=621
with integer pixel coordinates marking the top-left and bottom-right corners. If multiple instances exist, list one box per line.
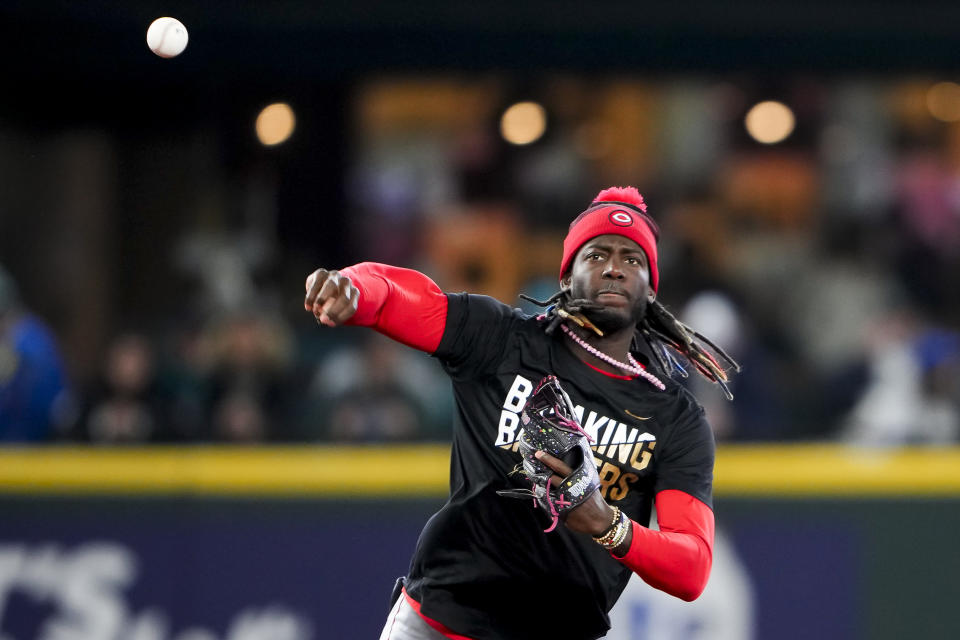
left=496, top=374, right=657, bottom=501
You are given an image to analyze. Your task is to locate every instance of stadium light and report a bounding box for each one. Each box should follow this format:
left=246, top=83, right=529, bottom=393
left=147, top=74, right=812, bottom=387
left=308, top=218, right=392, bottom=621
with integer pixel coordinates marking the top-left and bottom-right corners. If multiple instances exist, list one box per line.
left=256, top=103, right=296, bottom=146
left=744, top=100, right=795, bottom=145
left=927, top=82, right=960, bottom=122
left=500, top=101, right=547, bottom=145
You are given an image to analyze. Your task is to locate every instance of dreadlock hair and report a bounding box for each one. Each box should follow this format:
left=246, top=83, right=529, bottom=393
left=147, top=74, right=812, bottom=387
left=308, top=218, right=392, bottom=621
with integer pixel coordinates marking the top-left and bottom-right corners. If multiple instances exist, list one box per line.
left=521, top=290, right=741, bottom=400
left=533, top=185, right=741, bottom=398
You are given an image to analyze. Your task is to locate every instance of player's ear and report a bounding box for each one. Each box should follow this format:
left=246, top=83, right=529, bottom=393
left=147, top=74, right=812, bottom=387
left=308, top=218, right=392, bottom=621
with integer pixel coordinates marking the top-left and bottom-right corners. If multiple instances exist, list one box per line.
left=647, top=290, right=656, bottom=303
left=560, top=275, right=571, bottom=292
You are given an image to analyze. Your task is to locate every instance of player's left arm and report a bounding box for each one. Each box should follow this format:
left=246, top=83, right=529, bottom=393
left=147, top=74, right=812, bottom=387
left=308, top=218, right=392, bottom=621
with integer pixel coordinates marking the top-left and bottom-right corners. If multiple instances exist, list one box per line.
left=535, top=454, right=714, bottom=602
left=537, top=391, right=715, bottom=601
left=611, top=489, right=714, bottom=602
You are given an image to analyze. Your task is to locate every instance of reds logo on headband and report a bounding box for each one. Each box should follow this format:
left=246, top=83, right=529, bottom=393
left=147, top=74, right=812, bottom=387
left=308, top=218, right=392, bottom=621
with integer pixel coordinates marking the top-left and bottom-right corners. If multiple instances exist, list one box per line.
left=560, top=188, right=660, bottom=291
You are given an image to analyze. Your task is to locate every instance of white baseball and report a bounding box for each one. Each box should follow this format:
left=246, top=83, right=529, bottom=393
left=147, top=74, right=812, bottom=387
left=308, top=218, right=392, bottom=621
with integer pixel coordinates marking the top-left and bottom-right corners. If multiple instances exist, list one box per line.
left=146, top=17, right=189, bottom=58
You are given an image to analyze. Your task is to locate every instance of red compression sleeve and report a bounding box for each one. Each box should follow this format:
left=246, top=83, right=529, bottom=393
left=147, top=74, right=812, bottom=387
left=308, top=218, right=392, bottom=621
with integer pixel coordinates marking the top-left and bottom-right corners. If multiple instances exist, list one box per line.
left=614, top=489, right=715, bottom=601
left=339, top=262, right=448, bottom=354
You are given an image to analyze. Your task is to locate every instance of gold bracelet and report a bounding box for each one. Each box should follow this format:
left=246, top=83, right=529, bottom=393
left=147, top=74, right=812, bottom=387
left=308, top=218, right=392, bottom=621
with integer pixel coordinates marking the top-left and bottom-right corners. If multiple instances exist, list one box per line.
left=594, top=515, right=622, bottom=548
left=609, top=513, right=630, bottom=549
left=594, top=514, right=620, bottom=547
left=593, top=507, right=621, bottom=542
left=595, top=510, right=630, bottom=550
left=608, top=512, right=628, bottom=549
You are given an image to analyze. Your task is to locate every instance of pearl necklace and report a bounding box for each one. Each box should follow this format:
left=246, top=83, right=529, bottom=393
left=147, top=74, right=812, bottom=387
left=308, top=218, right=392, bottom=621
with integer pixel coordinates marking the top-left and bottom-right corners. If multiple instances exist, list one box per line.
left=560, top=324, right=666, bottom=391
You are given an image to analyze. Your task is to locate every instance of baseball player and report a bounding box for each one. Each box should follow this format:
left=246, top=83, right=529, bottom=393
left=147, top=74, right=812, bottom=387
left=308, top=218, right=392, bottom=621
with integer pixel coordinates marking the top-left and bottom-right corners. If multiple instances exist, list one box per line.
left=304, top=187, right=737, bottom=640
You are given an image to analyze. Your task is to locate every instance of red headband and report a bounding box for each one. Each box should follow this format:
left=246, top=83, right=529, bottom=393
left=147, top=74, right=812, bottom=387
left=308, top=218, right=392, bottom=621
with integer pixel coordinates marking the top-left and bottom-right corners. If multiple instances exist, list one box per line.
left=559, top=201, right=659, bottom=291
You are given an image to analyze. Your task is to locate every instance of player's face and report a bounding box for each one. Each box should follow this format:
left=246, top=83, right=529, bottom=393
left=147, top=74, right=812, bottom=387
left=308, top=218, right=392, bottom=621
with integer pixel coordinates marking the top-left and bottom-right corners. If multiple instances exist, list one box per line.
left=562, top=234, right=654, bottom=333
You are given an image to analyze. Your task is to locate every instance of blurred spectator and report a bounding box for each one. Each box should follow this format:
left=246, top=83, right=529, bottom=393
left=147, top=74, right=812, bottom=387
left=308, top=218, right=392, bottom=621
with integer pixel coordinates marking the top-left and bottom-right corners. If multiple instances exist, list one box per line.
left=213, top=391, right=269, bottom=442
left=300, top=333, right=447, bottom=442
left=204, top=310, right=295, bottom=442
left=154, top=318, right=214, bottom=441
left=70, top=332, right=163, bottom=444
left=891, top=140, right=960, bottom=319
left=680, top=290, right=787, bottom=441
left=895, top=146, right=960, bottom=260
left=841, top=316, right=960, bottom=446
left=0, top=264, right=71, bottom=441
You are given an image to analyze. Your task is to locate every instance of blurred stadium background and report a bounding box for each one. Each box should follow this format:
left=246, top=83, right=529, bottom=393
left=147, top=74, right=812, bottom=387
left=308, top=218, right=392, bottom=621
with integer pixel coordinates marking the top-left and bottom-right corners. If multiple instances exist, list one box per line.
left=1, top=1, right=959, bottom=638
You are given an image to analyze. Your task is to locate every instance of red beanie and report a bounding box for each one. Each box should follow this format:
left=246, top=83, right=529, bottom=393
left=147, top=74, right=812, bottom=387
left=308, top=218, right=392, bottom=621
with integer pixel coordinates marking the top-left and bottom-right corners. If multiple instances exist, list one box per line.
left=559, top=186, right=660, bottom=291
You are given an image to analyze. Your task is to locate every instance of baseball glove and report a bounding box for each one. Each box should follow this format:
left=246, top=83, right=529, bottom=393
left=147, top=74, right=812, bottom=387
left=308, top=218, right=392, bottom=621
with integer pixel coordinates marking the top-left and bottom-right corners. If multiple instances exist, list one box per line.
left=496, top=375, right=601, bottom=532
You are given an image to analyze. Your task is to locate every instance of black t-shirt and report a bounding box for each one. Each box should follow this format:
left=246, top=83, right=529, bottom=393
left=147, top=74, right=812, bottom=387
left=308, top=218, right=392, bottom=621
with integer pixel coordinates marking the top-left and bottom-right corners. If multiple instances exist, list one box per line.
left=404, top=293, right=714, bottom=640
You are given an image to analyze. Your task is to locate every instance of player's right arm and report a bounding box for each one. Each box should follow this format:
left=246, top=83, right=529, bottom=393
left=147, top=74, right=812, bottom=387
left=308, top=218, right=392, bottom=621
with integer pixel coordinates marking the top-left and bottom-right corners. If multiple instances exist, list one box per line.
left=303, top=263, right=449, bottom=353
